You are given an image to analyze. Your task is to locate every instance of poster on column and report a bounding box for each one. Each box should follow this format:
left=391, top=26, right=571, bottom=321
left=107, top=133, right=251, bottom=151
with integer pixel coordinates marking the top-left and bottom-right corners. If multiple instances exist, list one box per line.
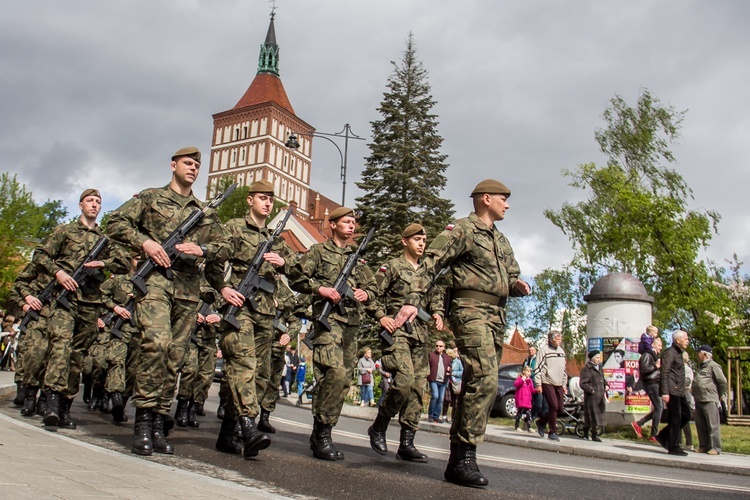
left=602, top=337, right=641, bottom=405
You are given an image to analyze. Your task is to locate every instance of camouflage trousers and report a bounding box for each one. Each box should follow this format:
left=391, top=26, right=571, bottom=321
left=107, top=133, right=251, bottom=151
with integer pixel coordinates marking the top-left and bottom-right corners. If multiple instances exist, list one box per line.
left=377, top=334, right=429, bottom=431
left=178, top=332, right=217, bottom=404
left=13, top=332, right=26, bottom=384
left=219, top=309, right=273, bottom=419
left=132, top=286, right=196, bottom=414
left=21, top=308, right=50, bottom=388
left=84, top=331, right=110, bottom=391
left=44, top=299, right=101, bottom=397
left=105, top=326, right=140, bottom=396
left=260, top=339, right=286, bottom=413
left=448, top=298, right=504, bottom=446
left=311, top=319, right=358, bottom=426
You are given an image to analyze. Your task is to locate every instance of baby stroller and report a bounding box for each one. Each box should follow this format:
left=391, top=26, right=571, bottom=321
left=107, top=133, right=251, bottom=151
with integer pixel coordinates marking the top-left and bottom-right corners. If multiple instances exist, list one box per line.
left=295, top=378, right=317, bottom=407
left=557, top=377, right=604, bottom=438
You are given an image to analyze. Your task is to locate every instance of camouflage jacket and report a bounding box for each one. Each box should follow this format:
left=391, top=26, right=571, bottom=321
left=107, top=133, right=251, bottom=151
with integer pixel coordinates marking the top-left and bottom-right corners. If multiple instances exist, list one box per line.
left=205, top=215, right=297, bottom=317
left=273, top=280, right=304, bottom=341
left=288, top=239, right=385, bottom=326
left=100, top=273, right=136, bottom=313
left=10, top=261, right=46, bottom=310
left=405, top=213, right=520, bottom=314
left=34, top=219, right=128, bottom=304
left=376, top=254, right=446, bottom=314
left=106, top=185, right=230, bottom=303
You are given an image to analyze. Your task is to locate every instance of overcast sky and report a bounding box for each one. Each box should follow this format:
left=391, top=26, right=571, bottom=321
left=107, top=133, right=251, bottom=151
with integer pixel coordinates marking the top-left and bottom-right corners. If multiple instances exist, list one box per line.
left=2, top=0, right=748, bottom=281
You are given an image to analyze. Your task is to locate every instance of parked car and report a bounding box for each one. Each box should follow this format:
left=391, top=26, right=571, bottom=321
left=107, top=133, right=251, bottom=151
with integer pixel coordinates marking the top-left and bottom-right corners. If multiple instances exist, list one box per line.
left=490, top=363, right=524, bottom=418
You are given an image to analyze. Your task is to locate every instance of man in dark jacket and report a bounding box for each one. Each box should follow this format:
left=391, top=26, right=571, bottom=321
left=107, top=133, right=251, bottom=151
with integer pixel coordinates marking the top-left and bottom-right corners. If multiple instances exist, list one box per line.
left=657, top=330, right=690, bottom=455
left=632, top=337, right=662, bottom=442
left=427, top=341, right=451, bottom=423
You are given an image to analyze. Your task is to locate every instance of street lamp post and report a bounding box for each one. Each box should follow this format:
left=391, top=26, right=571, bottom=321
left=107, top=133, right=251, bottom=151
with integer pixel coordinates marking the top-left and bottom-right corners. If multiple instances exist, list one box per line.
left=285, top=124, right=365, bottom=206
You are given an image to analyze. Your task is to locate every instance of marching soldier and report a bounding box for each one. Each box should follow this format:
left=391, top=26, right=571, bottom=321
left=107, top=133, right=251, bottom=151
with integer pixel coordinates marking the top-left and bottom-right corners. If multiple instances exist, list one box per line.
left=35, top=189, right=128, bottom=429
left=205, top=180, right=297, bottom=459
left=396, top=180, right=530, bottom=488
left=367, top=223, right=445, bottom=462
left=107, top=147, right=230, bottom=455
left=288, top=207, right=393, bottom=461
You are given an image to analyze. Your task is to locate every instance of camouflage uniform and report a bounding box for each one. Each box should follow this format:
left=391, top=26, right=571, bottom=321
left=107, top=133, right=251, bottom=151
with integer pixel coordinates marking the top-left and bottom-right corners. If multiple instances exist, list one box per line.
left=205, top=215, right=296, bottom=421
left=100, top=274, right=140, bottom=397
left=289, top=239, right=386, bottom=426
left=375, top=255, right=444, bottom=431
left=260, top=282, right=305, bottom=414
left=405, top=213, right=520, bottom=447
left=107, top=185, right=230, bottom=414
left=35, top=220, right=127, bottom=399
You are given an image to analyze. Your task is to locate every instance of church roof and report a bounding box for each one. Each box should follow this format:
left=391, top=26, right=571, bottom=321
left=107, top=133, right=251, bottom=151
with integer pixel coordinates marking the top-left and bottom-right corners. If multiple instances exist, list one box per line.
left=232, top=73, right=294, bottom=114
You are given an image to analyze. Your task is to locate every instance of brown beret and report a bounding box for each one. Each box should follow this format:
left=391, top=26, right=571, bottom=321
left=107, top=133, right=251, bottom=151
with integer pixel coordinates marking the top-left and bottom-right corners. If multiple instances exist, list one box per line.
left=247, top=180, right=274, bottom=195
left=470, top=179, right=511, bottom=198
left=79, top=188, right=101, bottom=202
left=328, top=207, right=355, bottom=221
left=171, top=146, right=201, bottom=163
left=402, top=223, right=426, bottom=239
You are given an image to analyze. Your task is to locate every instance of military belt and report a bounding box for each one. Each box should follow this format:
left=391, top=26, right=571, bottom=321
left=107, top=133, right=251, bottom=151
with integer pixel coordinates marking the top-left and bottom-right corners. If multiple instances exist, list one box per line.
left=453, top=289, right=506, bottom=307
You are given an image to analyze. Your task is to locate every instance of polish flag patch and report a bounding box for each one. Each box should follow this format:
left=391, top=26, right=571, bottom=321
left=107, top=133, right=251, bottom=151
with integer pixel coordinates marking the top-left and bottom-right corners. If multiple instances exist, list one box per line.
left=445, top=223, right=455, bottom=230
left=378, top=265, right=388, bottom=273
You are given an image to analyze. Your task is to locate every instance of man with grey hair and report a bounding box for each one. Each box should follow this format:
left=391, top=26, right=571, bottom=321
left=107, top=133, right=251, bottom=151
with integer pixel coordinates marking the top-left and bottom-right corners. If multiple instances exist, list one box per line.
left=657, top=330, right=691, bottom=455
left=534, top=330, right=567, bottom=441
left=692, top=344, right=728, bottom=455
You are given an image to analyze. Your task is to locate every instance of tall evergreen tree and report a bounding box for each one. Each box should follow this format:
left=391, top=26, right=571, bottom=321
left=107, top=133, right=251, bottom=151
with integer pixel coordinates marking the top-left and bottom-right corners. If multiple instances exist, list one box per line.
left=355, top=33, right=454, bottom=262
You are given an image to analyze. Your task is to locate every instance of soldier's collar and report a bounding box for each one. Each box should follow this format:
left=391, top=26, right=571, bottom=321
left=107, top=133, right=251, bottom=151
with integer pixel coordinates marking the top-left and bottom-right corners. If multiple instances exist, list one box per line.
left=468, top=212, right=493, bottom=231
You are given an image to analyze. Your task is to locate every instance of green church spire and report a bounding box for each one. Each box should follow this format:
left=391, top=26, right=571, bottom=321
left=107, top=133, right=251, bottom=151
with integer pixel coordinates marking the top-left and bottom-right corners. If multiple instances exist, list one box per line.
left=257, top=12, right=279, bottom=76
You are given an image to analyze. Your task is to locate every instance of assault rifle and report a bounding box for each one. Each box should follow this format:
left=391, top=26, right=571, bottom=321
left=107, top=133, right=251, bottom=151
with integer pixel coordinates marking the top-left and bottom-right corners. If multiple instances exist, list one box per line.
left=103, top=298, right=137, bottom=340
left=56, top=236, right=110, bottom=310
left=189, top=301, right=215, bottom=344
left=272, top=310, right=288, bottom=334
left=302, top=227, right=376, bottom=350
left=18, top=279, right=57, bottom=334
left=222, top=209, right=293, bottom=330
left=130, top=183, right=237, bottom=295
left=378, top=266, right=449, bottom=346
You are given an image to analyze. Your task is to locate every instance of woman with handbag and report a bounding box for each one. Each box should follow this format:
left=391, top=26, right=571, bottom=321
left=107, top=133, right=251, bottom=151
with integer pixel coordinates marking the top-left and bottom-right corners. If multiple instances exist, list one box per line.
left=358, top=348, right=376, bottom=407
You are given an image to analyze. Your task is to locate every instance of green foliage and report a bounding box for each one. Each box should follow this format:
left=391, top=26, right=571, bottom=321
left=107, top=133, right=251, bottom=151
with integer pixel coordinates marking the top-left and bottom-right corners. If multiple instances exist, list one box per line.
left=0, top=173, right=68, bottom=307
left=355, top=33, right=454, bottom=262
left=542, top=89, right=732, bottom=357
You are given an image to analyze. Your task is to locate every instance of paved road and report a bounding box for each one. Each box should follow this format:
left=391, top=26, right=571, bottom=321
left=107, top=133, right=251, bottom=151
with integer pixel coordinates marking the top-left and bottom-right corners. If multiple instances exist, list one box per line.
left=3, top=383, right=747, bottom=500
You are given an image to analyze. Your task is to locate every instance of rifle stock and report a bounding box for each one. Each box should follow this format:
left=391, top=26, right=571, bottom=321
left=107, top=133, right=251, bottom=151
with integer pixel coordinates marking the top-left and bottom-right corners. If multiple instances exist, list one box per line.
left=56, top=236, right=110, bottom=310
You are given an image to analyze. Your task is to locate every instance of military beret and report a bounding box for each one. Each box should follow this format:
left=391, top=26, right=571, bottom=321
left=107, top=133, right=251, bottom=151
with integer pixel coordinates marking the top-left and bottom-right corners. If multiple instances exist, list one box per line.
left=328, top=207, right=355, bottom=221
left=171, top=146, right=201, bottom=163
left=402, top=223, right=426, bottom=239
left=470, top=179, right=511, bottom=198
left=247, top=180, right=275, bottom=195
left=79, top=188, right=101, bottom=202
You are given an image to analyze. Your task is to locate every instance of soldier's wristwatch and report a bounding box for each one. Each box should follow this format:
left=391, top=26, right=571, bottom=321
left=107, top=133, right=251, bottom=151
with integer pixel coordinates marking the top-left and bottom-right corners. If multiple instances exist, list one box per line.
left=199, top=245, right=208, bottom=257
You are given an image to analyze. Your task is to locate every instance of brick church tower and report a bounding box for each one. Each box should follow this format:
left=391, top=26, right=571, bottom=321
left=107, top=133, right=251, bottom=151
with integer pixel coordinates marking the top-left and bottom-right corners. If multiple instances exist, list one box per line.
left=206, top=13, right=325, bottom=219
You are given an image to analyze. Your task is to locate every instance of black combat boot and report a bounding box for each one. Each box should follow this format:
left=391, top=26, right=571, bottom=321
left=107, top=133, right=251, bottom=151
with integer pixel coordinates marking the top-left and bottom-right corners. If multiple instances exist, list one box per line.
left=58, top=397, right=77, bottom=429
left=99, top=393, right=111, bottom=414
left=217, top=395, right=226, bottom=420
left=367, top=413, right=391, bottom=455
left=215, top=417, right=242, bottom=455
left=152, top=413, right=174, bottom=454
left=20, top=386, right=38, bottom=417
left=397, top=426, right=428, bottom=462
left=87, top=387, right=102, bottom=411
left=257, top=408, right=276, bottom=433
left=187, top=399, right=199, bottom=428
left=443, top=442, right=489, bottom=488
left=82, top=373, right=92, bottom=404
left=310, top=419, right=342, bottom=461
left=194, top=401, right=205, bottom=416
left=132, top=408, right=153, bottom=456
left=13, top=382, right=25, bottom=406
left=174, top=398, right=189, bottom=427
left=239, top=415, right=271, bottom=459
left=43, top=391, right=61, bottom=427
left=36, top=391, right=47, bottom=416
left=110, top=392, right=125, bottom=423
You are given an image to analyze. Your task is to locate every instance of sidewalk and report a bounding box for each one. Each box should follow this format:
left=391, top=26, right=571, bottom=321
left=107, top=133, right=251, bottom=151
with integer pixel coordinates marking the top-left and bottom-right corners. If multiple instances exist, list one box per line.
left=0, top=372, right=292, bottom=499
left=290, top=393, right=750, bottom=477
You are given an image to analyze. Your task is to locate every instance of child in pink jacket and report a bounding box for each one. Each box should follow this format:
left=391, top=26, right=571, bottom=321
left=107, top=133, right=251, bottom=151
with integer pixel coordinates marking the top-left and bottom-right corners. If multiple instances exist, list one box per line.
left=514, top=366, right=534, bottom=432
